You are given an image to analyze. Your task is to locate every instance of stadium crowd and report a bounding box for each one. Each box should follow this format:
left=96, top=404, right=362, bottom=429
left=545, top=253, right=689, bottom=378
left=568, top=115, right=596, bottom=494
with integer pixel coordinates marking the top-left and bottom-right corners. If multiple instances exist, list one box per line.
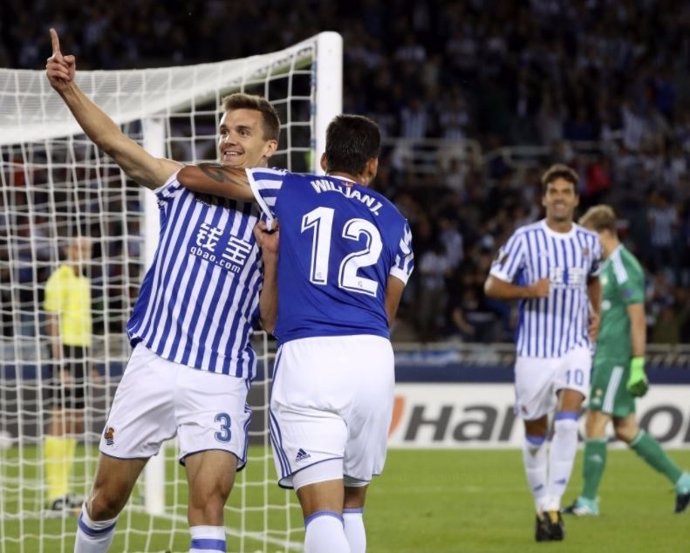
left=2, top=0, right=690, bottom=344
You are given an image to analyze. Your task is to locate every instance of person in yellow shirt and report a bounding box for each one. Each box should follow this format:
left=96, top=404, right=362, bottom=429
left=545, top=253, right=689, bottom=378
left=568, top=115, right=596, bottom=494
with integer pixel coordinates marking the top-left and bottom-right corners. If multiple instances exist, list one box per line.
left=43, top=236, right=93, bottom=511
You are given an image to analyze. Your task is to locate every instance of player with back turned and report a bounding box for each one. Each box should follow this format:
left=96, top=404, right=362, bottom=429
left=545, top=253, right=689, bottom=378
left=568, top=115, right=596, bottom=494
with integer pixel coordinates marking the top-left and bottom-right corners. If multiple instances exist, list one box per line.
left=565, top=204, right=690, bottom=516
left=178, top=114, right=415, bottom=553
left=484, top=164, right=602, bottom=542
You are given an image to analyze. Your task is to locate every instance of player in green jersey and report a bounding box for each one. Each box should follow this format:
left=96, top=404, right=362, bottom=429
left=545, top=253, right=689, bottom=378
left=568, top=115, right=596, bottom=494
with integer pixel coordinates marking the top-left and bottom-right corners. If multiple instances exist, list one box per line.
left=565, top=205, right=690, bottom=516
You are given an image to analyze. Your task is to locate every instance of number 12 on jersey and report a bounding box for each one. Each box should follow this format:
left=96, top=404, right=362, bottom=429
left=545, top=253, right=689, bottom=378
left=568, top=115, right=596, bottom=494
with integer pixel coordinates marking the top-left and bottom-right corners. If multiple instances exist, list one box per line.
left=301, top=206, right=383, bottom=297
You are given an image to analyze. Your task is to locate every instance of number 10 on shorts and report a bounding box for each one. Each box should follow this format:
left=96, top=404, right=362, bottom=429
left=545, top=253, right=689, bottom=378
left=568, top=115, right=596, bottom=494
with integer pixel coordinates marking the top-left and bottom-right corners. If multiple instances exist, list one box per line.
left=565, top=368, right=585, bottom=386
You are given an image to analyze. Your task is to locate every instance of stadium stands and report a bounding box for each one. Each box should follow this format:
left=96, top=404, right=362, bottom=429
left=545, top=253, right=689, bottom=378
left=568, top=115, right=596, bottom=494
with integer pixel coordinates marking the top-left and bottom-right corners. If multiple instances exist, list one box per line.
left=2, top=0, right=689, bottom=344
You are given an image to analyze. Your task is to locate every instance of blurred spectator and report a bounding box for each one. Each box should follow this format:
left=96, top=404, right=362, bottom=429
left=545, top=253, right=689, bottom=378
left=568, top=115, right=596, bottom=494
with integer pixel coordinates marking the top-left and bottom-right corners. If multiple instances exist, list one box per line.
left=680, top=200, right=690, bottom=287
left=581, top=157, right=613, bottom=209
left=399, top=97, right=431, bottom=140
left=650, top=290, right=690, bottom=345
left=438, top=211, right=464, bottom=271
left=536, top=89, right=565, bottom=147
left=647, top=189, right=679, bottom=280
left=414, top=235, right=451, bottom=343
left=437, top=87, right=471, bottom=141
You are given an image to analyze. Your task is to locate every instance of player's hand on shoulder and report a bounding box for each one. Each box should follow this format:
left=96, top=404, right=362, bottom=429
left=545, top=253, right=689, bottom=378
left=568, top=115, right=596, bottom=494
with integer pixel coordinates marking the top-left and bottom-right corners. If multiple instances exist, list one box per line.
left=527, top=277, right=550, bottom=299
left=46, top=28, right=76, bottom=91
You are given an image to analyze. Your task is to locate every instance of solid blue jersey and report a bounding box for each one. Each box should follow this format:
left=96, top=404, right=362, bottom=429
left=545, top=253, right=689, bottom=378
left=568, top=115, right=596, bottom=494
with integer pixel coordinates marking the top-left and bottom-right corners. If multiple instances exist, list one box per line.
left=490, top=219, right=601, bottom=358
left=127, top=172, right=263, bottom=378
left=247, top=168, right=414, bottom=344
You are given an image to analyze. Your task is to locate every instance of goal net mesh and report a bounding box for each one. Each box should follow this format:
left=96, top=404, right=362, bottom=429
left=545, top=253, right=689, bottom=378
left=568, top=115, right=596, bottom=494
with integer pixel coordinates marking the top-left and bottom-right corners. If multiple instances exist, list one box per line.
left=0, top=32, right=341, bottom=553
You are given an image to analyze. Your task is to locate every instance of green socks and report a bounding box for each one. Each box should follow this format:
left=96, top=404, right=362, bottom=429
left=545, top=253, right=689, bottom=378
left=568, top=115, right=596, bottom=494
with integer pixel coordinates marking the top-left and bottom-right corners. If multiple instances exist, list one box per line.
left=581, top=438, right=608, bottom=501
left=630, top=430, right=683, bottom=484
left=580, top=431, right=687, bottom=508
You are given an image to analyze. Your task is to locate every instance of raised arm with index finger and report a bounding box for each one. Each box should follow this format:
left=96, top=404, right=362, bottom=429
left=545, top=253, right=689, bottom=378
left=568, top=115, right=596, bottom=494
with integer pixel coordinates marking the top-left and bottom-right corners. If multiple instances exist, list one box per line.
left=44, top=28, right=285, bottom=553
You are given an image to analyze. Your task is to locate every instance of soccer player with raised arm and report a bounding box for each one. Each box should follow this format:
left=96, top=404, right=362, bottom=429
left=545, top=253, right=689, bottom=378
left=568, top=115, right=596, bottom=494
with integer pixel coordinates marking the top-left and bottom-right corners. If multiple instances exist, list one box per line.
left=484, top=164, right=602, bottom=542
left=564, top=205, right=690, bottom=516
left=178, top=114, right=415, bottom=553
left=46, top=29, right=279, bottom=553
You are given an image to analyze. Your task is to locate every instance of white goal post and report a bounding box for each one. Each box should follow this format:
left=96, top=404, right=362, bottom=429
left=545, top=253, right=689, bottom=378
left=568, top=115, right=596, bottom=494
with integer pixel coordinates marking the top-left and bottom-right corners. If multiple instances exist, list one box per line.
left=0, top=32, right=342, bottom=553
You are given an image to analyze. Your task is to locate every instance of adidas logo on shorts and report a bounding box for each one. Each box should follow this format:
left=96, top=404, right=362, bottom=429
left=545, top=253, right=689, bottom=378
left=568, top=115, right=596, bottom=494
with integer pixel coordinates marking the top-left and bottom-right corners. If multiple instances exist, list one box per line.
left=295, top=448, right=311, bottom=462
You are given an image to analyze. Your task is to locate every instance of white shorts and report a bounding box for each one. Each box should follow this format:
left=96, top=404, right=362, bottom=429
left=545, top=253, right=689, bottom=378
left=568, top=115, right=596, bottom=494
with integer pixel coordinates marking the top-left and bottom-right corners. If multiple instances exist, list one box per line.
left=514, top=346, right=591, bottom=420
left=269, top=335, right=394, bottom=489
left=100, top=344, right=252, bottom=467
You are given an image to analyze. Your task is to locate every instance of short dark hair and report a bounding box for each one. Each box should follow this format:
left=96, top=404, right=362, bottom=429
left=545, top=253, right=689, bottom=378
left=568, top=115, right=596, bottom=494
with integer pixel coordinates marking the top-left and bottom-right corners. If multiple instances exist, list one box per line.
left=324, top=114, right=381, bottom=175
left=541, top=163, right=579, bottom=194
left=221, top=93, right=281, bottom=142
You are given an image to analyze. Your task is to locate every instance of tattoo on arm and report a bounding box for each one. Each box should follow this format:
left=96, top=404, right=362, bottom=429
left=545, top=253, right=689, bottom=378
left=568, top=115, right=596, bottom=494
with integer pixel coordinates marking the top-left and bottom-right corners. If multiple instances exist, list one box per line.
left=190, top=162, right=251, bottom=200
left=198, top=162, right=234, bottom=183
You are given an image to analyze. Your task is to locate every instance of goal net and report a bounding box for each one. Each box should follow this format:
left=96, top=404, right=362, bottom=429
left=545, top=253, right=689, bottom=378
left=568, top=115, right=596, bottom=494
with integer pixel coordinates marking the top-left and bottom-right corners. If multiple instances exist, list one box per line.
left=0, top=32, right=342, bottom=553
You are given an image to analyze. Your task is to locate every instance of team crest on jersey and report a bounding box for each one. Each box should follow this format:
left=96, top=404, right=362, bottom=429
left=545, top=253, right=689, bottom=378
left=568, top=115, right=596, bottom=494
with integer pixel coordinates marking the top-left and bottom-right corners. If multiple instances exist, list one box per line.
left=582, top=247, right=590, bottom=257
left=103, top=426, right=115, bottom=446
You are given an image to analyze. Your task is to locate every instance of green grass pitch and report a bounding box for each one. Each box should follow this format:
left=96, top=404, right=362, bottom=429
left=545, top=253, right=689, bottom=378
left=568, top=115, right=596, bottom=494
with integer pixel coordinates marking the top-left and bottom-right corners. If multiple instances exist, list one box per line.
left=368, top=449, right=690, bottom=552
left=1, top=447, right=689, bottom=552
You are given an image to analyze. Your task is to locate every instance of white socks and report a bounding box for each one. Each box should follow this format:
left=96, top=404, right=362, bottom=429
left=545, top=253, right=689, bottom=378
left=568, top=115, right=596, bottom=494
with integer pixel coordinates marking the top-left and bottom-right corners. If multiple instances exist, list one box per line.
left=522, top=434, right=548, bottom=512
left=304, top=511, right=350, bottom=553
left=545, top=413, right=579, bottom=511
left=75, top=516, right=227, bottom=553
left=343, top=508, right=366, bottom=553
left=189, top=526, right=226, bottom=552
left=522, top=412, right=579, bottom=512
left=74, top=504, right=117, bottom=553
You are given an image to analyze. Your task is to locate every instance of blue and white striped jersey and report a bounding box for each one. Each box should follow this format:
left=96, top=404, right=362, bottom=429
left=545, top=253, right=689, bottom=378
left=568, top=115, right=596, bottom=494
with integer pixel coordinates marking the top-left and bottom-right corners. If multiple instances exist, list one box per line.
left=127, top=172, right=263, bottom=378
left=246, top=167, right=414, bottom=344
left=490, top=219, right=601, bottom=358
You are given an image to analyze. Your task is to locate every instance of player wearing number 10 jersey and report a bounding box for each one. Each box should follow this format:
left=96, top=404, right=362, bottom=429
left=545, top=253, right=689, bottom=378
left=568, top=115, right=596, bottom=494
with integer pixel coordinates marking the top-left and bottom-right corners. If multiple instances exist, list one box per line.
left=484, top=164, right=602, bottom=542
left=178, top=114, right=414, bottom=553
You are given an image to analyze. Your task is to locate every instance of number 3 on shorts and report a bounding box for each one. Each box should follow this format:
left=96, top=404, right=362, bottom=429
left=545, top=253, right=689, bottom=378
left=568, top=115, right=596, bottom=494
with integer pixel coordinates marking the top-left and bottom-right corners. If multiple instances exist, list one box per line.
left=214, top=413, right=232, bottom=442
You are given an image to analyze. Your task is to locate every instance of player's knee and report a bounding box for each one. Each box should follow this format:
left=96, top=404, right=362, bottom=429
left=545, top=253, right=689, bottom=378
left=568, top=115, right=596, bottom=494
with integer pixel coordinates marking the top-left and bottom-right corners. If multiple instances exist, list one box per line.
left=613, top=416, right=639, bottom=443
left=524, top=417, right=549, bottom=436
left=188, top=492, right=226, bottom=525
left=88, top=489, right=125, bottom=521
left=584, top=417, right=608, bottom=438
left=614, top=426, right=637, bottom=443
left=189, top=482, right=229, bottom=517
left=343, top=485, right=367, bottom=510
